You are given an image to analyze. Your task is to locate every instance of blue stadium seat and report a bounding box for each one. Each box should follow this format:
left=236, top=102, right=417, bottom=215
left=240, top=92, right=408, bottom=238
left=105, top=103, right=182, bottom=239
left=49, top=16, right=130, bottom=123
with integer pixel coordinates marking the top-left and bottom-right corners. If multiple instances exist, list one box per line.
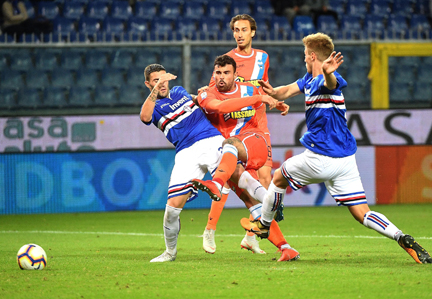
left=37, top=1, right=60, bottom=19
left=293, top=16, right=316, bottom=36
left=68, top=86, right=93, bottom=107
left=398, top=56, right=421, bottom=68
left=339, top=15, right=362, bottom=39
left=110, top=50, right=134, bottom=69
left=86, top=1, right=109, bottom=20
left=317, top=15, right=338, bottom=33
left=17, top=87, right=42, bottom=108
left=328, top=0, right=345, bottom=16
left=26, top=69, right=49, bottom=88
left=386, top=15, right=409, bottom=39
left=175, top=17, right=197, bottom=33
left=159, top=48, right=182, bottom=68
left=270, top=16, right=291, bottom=40
left=118, top=85, right=143, bottom=106
left=126, top=67, right=145, bottom=86
left=10, top=51, right=33, bottom=71
left=230, top=1, right=252, bottom=16
left=76, top=68, right=99, bottom=88
left=150, top=17, right=176, bottom=40
left=346, top=0, right=367, bottom=17
left=0, top=54, right=8, bottom=69
left=51, top=68, right=75, bottom=88
left=0, top=88, right=17, bottom=109
left=410, top=14, right=432, bottom=39
left=101, top=67, right=125, bottom=87
left=412, top=81, right=432, bottom=103
left=126, top=17, right=149, bottom=41
left=345, top=66, right=369, bottom=84
left=206, top=2, right=228, bottom=20
left=34, top=51, right=59, bottom=71
left=389, top=82, right=412, bottom=104
left=390, top=65, right=415, bottom=84
left=0, top=70, right=25, bottom=88
left=422, top=56, right=432, bottom=66
left=60, top=51, right=83, bottom=71
left=343, top=82, right=369, bottom=106
left=370, top=0, right=391, bottom=18
left=417, top=64, right=431, bottom=83
left=350, top=47, right=370, bottom=67
left=62, top=2, right=85, bottom=20
left=415, top=0, right=430, bottom=15
left=85, top=50, right=108, bottom=70
left=43, top=86, right=68, bottom=108
left=391, top=0, right=414, bottom=17
left=183, top=1, right=204, bottom=20
left=51, top=17, right=77, bottom=42
left=78, top=17, right=101, bottom=35
left=199, top=17, right=220, bottom=33
left=254, top=0, right=274, bottom=17
left=363, top=15, right=385, bottom=38
left=102, top=17, right=125, bottom=40
left=94, top=86, right=118, bottom=106
left=134, top=1, right=157, bottom=20
left=135, top=51, right=158, bottom=68
left=254, top=17, right=270, bottom=40
left=159, top=2, right=181, bottom=20
left=110, top=1, right=132, bottom=20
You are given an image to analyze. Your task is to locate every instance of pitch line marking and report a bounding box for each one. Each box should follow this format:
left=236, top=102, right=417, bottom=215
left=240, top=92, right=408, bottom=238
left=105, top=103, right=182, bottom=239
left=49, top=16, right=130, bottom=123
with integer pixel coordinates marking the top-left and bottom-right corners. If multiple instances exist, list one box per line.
left=1, top=230, right=432, bottom=240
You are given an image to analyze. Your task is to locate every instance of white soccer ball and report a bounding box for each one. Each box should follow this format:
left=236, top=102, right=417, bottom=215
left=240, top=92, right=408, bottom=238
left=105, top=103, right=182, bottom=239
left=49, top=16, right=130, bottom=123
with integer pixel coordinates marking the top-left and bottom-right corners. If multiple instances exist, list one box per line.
left=17, top=244, right=47, bottom=270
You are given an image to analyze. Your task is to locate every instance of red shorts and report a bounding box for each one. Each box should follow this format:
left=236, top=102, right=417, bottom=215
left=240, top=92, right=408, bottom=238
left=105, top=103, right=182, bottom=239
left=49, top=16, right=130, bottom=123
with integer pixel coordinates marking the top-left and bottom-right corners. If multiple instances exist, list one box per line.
left=263, top=133, right=272, bottom=168
left=234, top=131, right=270, bottom=172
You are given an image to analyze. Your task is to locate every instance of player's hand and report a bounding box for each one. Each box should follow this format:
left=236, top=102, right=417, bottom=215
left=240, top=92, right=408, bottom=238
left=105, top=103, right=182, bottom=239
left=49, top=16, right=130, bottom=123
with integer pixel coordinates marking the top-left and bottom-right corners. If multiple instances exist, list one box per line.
left=322, top=51, right=343, bottom=75
left=261, top=95, right=278, bottom=110
left=258, top=80, right=276, bottom=97
left=276, top=102, right=290, bottom=116
left=154, top=73, right=177, bottom=91
left=198, top=85, right=209, bottom=94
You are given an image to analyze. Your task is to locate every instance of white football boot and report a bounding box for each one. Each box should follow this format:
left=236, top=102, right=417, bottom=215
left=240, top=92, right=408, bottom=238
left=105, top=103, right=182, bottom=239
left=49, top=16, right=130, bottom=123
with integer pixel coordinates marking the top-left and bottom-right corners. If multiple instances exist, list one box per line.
left=240, top=234, right=266, bottom=254
left=202, top=228, right=216, bottom=254
left=150, top=251, right=177, bottom=262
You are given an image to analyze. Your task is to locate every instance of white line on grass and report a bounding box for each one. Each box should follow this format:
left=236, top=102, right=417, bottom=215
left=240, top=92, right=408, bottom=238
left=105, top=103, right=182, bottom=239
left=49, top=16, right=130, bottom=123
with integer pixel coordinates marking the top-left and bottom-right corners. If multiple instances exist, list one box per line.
left=1, top=230, right=432, bottom=240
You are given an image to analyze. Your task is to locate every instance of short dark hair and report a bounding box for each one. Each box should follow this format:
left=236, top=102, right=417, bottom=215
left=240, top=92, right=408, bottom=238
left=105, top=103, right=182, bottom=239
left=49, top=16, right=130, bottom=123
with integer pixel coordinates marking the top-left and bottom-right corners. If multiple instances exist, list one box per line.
left=230, top=14, right=257, bottom=33
left=144, top=64, right=166, bottom=81
left=214, top=55, right=237, bottom=73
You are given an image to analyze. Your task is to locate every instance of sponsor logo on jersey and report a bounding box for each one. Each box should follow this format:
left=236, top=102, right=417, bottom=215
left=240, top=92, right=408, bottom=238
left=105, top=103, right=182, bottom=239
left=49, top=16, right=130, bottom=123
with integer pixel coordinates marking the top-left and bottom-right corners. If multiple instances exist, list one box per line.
left=237, top=76, right=260, bottom=88
left=229, top=109, right=256, bottom=119
left=169, top=96, right=189, bottom=110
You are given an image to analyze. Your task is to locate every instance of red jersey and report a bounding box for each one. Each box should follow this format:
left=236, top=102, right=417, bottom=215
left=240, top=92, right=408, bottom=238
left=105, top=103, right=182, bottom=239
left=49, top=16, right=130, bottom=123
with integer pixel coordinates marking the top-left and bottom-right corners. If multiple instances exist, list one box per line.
left=198, top=82, right=265, bottom=139
left=209, top=48, right=270, bottom=135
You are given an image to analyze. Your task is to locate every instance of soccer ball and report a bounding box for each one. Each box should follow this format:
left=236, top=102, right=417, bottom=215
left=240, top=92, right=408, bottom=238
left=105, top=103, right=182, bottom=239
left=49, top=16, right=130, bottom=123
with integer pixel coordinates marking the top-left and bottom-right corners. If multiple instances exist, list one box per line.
left=17, top=244, right=47, bottom=270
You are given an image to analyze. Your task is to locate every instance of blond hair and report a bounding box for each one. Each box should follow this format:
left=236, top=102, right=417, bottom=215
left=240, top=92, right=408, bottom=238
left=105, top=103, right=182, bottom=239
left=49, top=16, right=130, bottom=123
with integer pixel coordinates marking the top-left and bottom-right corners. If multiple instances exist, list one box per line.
left=302, top=33, right=334, bottom=61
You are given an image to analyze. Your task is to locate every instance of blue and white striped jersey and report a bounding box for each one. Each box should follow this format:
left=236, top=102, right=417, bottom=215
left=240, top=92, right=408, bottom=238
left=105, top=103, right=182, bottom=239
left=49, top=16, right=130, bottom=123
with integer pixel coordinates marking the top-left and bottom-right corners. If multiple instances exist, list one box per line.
left=144, top=86, right=222, bottom=152
left=296, top=71, right=357, bottom=158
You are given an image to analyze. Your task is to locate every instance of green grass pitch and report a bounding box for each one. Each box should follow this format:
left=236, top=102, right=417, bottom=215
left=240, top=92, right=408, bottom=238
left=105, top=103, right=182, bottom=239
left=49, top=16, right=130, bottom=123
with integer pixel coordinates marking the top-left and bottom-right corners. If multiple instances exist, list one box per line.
left=1, top=204, right=432, bottom=298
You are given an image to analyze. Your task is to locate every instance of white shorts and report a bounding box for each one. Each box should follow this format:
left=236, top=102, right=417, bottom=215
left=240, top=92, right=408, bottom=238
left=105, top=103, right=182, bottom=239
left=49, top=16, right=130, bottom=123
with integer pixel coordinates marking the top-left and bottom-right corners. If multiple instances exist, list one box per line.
left=280, top=149, right=367, bottom=206
left=168, top=135, right=224, bottom=202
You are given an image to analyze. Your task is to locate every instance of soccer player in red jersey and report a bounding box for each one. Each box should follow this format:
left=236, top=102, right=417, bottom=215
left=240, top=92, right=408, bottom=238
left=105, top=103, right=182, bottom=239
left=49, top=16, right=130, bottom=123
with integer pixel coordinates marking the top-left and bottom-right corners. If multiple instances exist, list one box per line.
left=202, top=14, right=289, bottom=255
left=193, top=55, right=299, bottom=262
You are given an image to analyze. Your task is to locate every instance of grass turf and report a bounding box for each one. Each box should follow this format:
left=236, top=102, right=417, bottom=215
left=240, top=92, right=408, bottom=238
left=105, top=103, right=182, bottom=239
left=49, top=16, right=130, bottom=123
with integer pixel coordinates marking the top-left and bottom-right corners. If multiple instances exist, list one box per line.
left=1, top=204, right=432, bottom=298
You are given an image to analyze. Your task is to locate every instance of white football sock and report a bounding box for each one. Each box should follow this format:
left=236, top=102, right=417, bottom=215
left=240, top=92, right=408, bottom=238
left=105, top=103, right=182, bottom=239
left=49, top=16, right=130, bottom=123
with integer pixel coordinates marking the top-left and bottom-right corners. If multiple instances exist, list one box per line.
left=363, top=211, right=403, bottom=240
left=249, top=203, right=262, bottom=220
left=238, top=171, right=267, bottom=203
left=164, top=204, right=182, bottom=255
left=261, top=181, right=285, bottom=227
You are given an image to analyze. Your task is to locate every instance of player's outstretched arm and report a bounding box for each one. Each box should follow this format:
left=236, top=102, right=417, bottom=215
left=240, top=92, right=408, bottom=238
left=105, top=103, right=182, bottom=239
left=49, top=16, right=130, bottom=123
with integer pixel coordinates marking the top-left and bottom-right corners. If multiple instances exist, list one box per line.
left=276, top=102, right=290, bottom=116
left=323, top=51, right=343, bottom=90
left=140, top=73, right=177, bottom=123
left=201, top=95, right=268, bottom=114
left=259, top=80, right=301, bottom=101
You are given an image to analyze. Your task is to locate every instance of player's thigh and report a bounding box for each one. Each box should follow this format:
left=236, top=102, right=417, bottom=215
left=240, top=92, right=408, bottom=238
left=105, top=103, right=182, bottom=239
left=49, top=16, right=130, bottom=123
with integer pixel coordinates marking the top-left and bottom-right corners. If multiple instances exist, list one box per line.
left=201, top=135, right=225, bottom=175
left=167, top=194, right=191, bottom=209
left=238, top=132, right=269, bottom=170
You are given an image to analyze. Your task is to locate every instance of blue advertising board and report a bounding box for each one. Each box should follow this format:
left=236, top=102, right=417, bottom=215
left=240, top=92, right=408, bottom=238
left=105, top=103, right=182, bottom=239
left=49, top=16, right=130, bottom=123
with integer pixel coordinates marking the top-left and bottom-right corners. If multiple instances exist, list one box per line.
left=0, top=150, right=213, bottom=214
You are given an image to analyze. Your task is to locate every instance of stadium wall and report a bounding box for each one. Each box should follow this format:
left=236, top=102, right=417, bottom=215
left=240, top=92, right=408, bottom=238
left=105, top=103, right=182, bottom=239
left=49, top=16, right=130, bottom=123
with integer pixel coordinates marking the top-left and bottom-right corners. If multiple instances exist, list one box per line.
left=1, top=109, right=431, bottom=215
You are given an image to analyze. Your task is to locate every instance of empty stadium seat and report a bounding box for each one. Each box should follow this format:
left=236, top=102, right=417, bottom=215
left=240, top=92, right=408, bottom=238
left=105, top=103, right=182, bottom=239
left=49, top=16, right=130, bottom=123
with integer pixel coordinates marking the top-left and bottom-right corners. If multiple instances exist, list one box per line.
left=230, top=1, right=252, bottom=16
left=386, top=15, right=409, bottom=39
left=85, top=50, right=108, bottom=70
left=183, top=1, right=205, bottom=20
left=60, top=51, right=83, bottom=71
left=175, top=17, right=197, bottom=33
left=94, top=86, right=118, bottom=106
left=412, top=81, right=432, bottom=104
left=293, top=16, right=316, bottom=36
left=76, top=68, right=99, bottom=87
left=270, top=16, right=291, bottom=40
left=86, top=1, right=109, bottom=20
left=159, top=48, right=182, bottom=68
left=254, top=0, right=274, bottom=17
left=17, top=87, right=42, bottom=108
left=62, top=2, right=85, bottom=20
left=343, top=82, right=369, bottom=107
left=363, top=15, right=385, bottom=38
left=0, top=88, right=17, bottom=109
left=101, top=67, right=125, bottom=87
left=78, top=17, right=101, bottom=37
left=135, top=51, right=158, bottom=68
left=317, top=15, right=338, bottom=33
left=26, top=69, right=49, bottom=88
left=51, top=17, right=77, bottom=41
left=206, top=2, right=228, bottom=20
left=392, top=0, right=414, bottom=17
left=10, top=51, right=33, bottom=71
left=417, top=64, right=431, bottom=83
left=415, top=0, right=431, bottom=15
left=37, top=1, right=60, bottom=19
left=340, top=15, right=362, bottom=39
left=328, top=0, right=345, bottom=16
left=0, top=69, right=25, bottom=88
left=350, top=47, right=370, bottom=67
left=390, top=65, right=416, bottom=84
left=110, top=1, right=132, bottom=20
left=118, top=85, right=143, bottom=106
left=159, top=2, right=181, bottom=19
left=126, top=17, right=149, bottom=40
left=389, top=82, right=412, bottom=104
left=43, top=86, right=68, bottom=108
left=150, top=17, right=176, bottom=40
left=369, top=0, right=391, bottom=18
left=199, top=17, right=220, bottom=33
left=345, top=66, right=369, bottom=84
left=126, top=67, right=145, bottom=86
left=134, top=1, right=157, bottom=20
left=346, top=0, right=367, bottom=17
left=51, top=68, right=75, bottom=88
left=410, top=14, right=432, bottom=39
left=68, top=86, right=93, bottom=107
left=34, top=50, right=59, bottom=71
left=102, top=17, right=125, bottom=40
left=110, top=50, right=134, bottom=69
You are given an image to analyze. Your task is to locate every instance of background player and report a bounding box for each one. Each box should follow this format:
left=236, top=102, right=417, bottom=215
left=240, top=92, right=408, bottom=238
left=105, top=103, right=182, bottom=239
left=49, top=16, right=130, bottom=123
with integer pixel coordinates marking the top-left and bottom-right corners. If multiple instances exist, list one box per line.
left=193, top=55, right=300, bottom=262
left=241, top=33, right=432, bottom=264
left=201, top=14, right=289, bottom=254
